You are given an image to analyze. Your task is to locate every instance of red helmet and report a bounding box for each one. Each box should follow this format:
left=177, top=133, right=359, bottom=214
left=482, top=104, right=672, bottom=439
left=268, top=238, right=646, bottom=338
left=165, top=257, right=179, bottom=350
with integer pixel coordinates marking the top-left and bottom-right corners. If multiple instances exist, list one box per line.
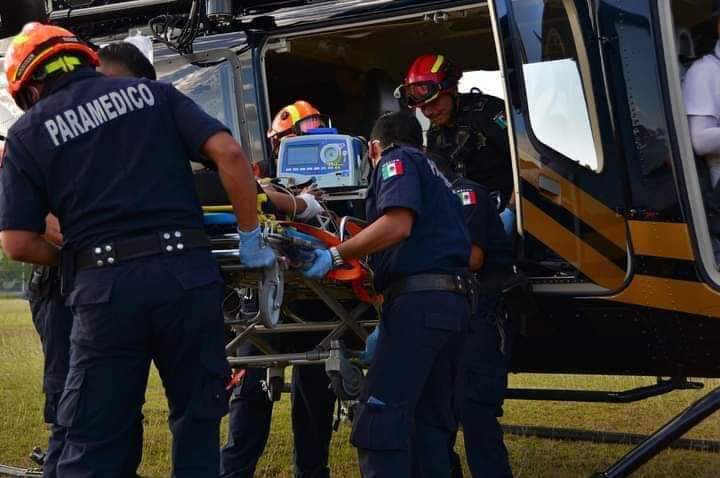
left=395, top=54, right=462, bottom=108
left=4, top=22, right=99, bottom=108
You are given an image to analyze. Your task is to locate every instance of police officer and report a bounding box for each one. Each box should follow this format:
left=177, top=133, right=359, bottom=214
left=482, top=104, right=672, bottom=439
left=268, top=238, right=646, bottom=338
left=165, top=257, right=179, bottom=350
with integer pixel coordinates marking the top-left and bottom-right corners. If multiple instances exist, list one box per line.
left=430, top=153, right=514, bottom=477
left=22, top=41, right=157, bottom=477
left=683, top=0, right=720, bottom=262
left=0, top=22, right=274, bottom=477
left=221, top=101, right=335, bottom=478
left=396, top=54, right=514, bottom=216
left=304, top=111, right=472, bottom=477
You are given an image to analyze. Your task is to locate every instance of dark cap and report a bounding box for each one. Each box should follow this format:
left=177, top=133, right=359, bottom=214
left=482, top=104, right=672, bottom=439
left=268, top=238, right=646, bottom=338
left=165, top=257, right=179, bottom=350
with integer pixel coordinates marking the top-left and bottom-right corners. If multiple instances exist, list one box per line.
left=714, top=0, right=720, bottom=17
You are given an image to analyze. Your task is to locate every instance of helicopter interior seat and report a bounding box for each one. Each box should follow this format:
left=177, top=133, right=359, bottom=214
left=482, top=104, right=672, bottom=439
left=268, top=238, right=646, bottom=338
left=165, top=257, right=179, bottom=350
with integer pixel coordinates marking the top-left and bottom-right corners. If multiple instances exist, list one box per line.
left=357, top=68, right=403, bottom=140
left=676, top=26, right=697, bottom=82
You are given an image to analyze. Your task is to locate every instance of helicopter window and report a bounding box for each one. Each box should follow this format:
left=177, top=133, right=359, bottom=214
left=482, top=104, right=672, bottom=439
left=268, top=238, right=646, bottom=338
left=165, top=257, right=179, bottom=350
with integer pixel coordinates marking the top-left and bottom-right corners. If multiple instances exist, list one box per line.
left=512, top=0, right=600, bottom=171
left=159, top=61, right=241, bottom=141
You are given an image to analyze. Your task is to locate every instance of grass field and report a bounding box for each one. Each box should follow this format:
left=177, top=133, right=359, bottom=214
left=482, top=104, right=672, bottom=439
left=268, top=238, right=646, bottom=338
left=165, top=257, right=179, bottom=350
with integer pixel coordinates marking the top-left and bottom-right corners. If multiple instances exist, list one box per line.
left=1, top=298, right=719, bottom=477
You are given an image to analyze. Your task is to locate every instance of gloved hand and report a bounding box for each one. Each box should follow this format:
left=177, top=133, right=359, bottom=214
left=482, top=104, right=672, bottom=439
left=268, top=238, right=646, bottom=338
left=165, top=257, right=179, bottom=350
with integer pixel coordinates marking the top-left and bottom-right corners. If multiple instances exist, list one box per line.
left=499, top=207, right=516, bottom=238
left=296, top=192, right=324, bottom=220
left=238, top=226, right=277, bottom=268
left=357, top=326, right=380, bottom=365
left=302, top=248, right=332, bottom=278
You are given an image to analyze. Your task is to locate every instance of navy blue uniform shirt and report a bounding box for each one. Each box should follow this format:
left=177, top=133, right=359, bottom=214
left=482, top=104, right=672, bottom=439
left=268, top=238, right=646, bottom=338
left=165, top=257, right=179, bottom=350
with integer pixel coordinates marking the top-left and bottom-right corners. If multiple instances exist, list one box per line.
left=451, top=176, right=512, bottom=275
left=0, top=69, right=228, bottom=251
left=366, top=145, right=470, bottom=291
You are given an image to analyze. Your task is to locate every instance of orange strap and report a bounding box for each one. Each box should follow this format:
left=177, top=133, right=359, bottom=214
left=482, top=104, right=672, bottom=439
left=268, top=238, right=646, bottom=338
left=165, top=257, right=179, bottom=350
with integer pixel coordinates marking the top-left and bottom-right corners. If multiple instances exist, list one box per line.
left=226, top=368, right=247, bottom=391
left=282, top=221, right=382, bottom=304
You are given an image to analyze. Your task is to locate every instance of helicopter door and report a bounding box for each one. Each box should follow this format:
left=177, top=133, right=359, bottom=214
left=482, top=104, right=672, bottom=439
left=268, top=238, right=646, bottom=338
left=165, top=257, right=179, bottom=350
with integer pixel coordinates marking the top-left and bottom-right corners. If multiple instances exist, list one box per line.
left=490, top=0, right=630, bottom=293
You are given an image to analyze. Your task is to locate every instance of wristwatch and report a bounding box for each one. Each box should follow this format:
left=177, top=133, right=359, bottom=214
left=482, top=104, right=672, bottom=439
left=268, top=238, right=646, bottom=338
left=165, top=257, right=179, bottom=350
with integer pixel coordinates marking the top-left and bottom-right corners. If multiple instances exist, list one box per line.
left=329, top=246, right=344, bottom=267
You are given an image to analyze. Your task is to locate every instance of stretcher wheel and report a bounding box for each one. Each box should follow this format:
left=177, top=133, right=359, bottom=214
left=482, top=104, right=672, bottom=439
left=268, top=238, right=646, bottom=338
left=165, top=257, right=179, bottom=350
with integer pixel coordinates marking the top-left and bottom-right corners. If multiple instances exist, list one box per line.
left=267, top=376, right=284, bottom=402
left=329, top=363, right=363, bottom=401
left=259, top=261, right=284, bottom=328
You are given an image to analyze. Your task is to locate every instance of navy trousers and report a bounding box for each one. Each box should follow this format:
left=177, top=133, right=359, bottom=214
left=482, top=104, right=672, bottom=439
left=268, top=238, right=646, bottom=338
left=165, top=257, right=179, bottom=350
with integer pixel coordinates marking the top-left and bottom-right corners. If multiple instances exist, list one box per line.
left=27, top=266, right=74, bottom=478
left=350, top=291, right=469, bottom=478
left=453, top=295, right=512, bottom=478
left=220, top=342, right=336, bottom=478
left=56, top=250, right=230, bottom=478
left=28, top=266, right=145, bottom=478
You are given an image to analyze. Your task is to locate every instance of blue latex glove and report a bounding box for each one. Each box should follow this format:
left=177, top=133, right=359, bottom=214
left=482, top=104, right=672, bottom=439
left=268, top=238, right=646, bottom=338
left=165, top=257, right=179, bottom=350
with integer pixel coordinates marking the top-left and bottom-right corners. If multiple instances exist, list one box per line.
left=358, top=326, right=380, bottom=365
left=238, top=226, right=277, bottom=268
left=302, top=249, right=332, bottom=279
left=500, top=207, right=515, bottom=238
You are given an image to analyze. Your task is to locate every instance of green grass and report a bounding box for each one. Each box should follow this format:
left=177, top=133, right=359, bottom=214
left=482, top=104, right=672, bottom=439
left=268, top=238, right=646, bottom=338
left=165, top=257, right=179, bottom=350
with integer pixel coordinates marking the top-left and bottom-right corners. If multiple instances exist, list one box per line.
left=1, top=298, right=719, bottom=477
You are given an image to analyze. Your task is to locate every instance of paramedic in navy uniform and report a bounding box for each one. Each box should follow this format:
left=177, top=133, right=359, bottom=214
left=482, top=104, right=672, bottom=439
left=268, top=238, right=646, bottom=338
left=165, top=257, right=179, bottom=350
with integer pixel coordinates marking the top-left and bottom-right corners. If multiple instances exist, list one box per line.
left=433, top=154, right=514, bottom=478
left=20, top=40, right=156, bottom=478
left=0, top=23, right=274, bottom=477
left=303, top=111, right=472, bottom=477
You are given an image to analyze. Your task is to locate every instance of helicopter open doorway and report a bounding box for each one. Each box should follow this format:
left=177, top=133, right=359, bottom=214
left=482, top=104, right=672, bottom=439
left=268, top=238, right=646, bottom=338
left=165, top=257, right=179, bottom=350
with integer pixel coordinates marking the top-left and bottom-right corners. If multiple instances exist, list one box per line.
left=255, top=2, right=633, bottom=299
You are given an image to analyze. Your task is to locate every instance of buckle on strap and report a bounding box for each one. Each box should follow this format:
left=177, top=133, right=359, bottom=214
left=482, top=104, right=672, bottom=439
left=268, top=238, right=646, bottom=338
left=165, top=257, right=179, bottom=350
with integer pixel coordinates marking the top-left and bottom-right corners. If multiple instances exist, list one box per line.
left=454, top=274, right=467, bottom=293
left=91, top=242, right=117, bottom=267
left=159, top=230, right=186, bottom=253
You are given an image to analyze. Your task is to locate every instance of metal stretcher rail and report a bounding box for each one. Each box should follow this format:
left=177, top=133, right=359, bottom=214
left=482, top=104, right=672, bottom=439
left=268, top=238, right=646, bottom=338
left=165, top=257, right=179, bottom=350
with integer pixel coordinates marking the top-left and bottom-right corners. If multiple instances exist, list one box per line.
left=213, top=238, right=376, bottom=402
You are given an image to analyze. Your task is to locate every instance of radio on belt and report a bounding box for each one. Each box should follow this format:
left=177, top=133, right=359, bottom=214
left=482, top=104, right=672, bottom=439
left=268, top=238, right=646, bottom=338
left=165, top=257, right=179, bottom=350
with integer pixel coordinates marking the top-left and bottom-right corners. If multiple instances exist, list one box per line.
left=277, top=130, right=366, bottom=189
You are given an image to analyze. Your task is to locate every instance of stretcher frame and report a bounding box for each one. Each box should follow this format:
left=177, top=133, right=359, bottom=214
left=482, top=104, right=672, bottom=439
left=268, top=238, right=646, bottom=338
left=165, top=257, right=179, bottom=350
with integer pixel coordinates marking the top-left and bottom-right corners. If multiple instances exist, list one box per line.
left=211, top=227, right=379, bottom=400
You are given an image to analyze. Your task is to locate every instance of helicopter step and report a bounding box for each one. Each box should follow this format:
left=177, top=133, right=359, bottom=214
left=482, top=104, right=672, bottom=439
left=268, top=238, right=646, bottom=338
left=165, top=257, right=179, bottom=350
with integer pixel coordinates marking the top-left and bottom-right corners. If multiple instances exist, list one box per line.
left=503, top=424, right=720, bottom=453
left=596, top=385, right=720, bottom=478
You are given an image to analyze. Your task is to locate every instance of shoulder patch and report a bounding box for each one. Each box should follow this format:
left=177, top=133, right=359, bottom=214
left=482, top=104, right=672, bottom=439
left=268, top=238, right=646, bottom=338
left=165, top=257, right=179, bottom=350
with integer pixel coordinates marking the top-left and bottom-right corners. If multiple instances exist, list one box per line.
left=381, top=158, right=404, bottom=180
left=493, top=111, right=507, bottom=129
left=454, top=188, right=477, bottom=206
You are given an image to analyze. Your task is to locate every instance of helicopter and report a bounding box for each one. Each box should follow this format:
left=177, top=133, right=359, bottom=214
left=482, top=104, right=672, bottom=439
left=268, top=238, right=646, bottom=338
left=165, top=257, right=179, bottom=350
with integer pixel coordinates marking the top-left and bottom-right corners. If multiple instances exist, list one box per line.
left=2, top=1, right=720, bottom=476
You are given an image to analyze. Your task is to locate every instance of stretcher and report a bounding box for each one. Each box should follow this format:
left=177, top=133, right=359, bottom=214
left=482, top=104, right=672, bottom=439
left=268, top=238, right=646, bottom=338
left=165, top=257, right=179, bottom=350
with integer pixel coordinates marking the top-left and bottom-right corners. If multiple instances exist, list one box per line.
left=205, top=207, right=379, bottom=402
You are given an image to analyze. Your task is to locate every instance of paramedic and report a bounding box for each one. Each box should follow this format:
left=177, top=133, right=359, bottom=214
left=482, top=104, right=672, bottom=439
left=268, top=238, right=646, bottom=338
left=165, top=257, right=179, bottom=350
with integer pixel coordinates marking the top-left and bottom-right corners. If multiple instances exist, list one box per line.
left=303, top=111, right=472, bottom=477
left=433, top=153, right=514, bottom=478
left=0, top=22, right=273, bottom=477
left=97, top=41, right=157, bottom=80
left=22, top=40, right=157, bottom=477
left=221, top=101, right=335, bottom=478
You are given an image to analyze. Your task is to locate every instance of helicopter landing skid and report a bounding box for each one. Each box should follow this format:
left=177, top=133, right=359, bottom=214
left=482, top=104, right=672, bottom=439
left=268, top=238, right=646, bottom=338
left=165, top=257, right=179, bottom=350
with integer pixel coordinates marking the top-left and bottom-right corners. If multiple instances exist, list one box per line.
left=0, top=464, right=42, bottom=478
left=595, top=385, right=720, bottom=478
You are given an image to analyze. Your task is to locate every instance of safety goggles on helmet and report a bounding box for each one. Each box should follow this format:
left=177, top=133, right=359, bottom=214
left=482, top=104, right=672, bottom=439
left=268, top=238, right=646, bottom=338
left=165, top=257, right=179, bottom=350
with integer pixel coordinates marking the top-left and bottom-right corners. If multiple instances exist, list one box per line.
left=293, top=114, right=331, bottom=134
left=269, top=113, right=332, bottom=154
left=272, top=113, right=332, bottom=140
left=394, top=81, right=442, bottom=108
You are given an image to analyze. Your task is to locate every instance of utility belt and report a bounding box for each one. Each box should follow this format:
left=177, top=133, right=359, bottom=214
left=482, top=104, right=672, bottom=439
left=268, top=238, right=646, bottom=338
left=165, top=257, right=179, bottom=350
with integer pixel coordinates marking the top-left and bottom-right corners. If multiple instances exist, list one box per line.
left=382, top=273, right=476, bottom=311
left=74, top=229, right=210, bottom=270
left=61, top=229, right=210, bottom=296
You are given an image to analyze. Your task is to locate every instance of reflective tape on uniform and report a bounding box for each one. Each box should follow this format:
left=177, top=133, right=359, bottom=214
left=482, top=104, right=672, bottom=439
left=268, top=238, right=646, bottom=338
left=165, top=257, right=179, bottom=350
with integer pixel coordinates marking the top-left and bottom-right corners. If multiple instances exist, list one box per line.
left=44, top=83, right=156, bottom=147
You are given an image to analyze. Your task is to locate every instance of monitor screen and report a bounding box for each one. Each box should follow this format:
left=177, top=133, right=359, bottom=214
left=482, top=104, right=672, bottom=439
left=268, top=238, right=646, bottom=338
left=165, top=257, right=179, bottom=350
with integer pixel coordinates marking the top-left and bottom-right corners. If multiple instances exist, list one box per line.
left=286, top=144, right=321, bottom=166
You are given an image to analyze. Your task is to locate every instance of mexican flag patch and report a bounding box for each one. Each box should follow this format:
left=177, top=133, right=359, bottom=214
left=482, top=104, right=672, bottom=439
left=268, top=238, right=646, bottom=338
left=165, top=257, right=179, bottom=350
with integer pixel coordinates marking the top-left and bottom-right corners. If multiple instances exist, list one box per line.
left=456, top=189, right=477, bottom=206
left=381, top=159, right=404, bottom=180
